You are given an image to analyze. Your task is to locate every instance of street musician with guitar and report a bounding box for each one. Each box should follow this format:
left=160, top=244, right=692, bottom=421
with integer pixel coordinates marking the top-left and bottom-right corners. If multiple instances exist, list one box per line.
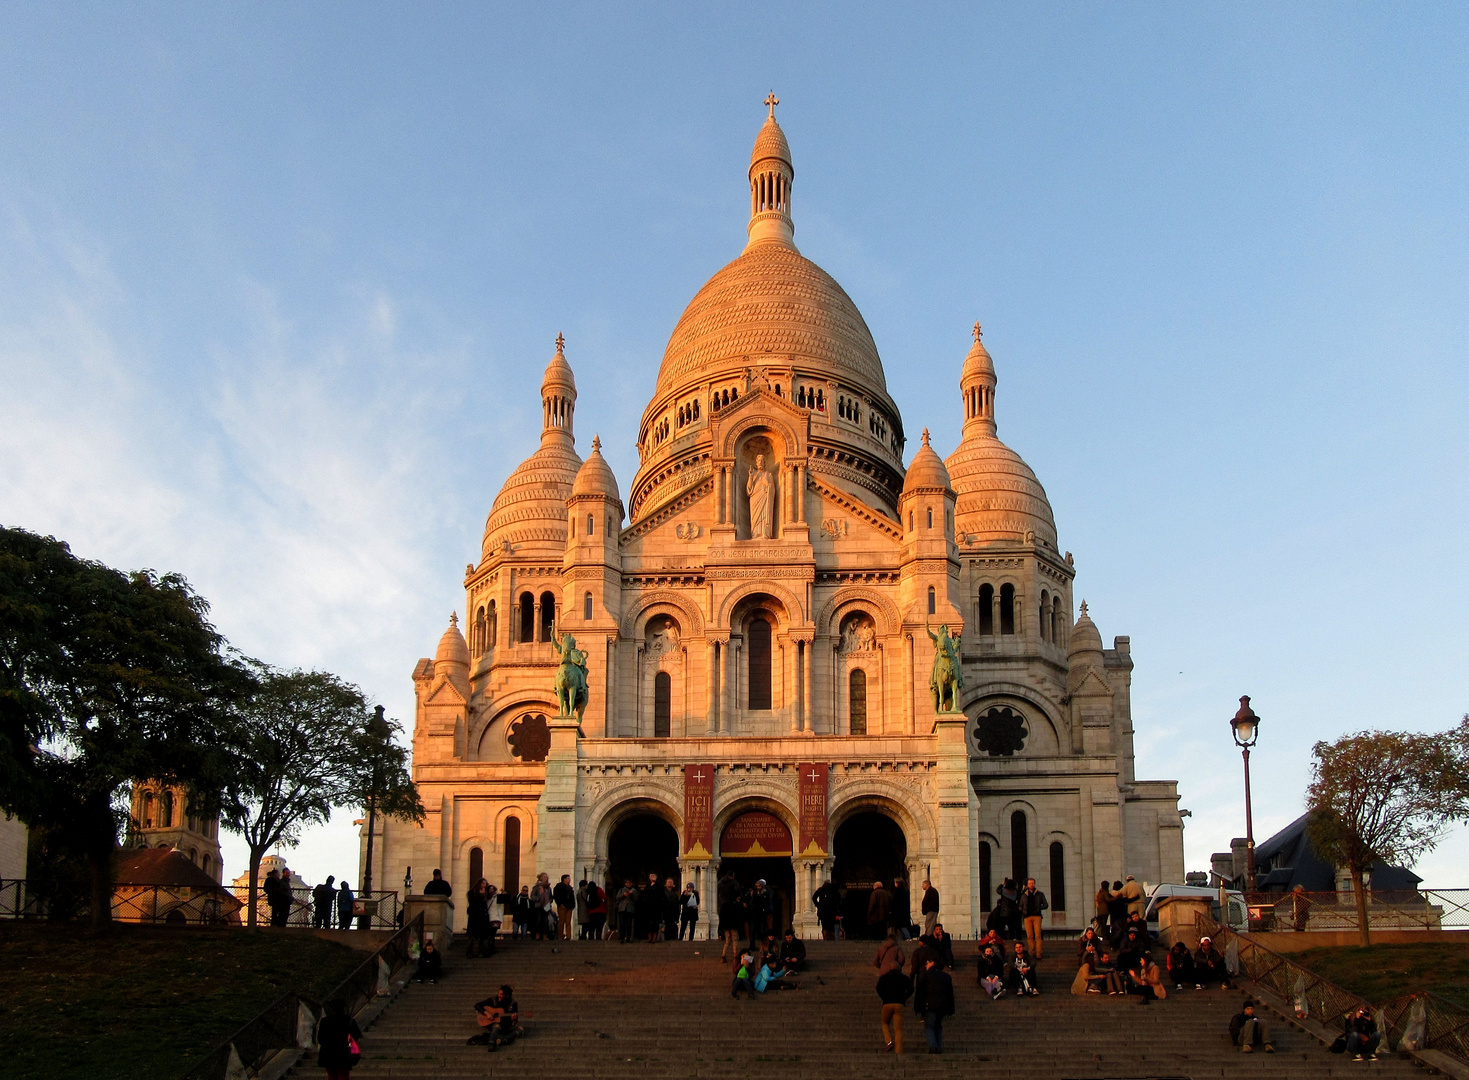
left=468, top=984, right=522, bottom=1051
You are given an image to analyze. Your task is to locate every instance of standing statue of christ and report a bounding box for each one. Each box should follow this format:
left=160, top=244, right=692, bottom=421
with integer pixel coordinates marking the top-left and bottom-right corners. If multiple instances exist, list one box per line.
left=746, top=454, right=775, bottom=539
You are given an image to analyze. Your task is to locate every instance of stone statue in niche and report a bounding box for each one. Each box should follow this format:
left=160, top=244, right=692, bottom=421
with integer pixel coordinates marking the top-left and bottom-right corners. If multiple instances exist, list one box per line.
left=838, top=613, right=877, bottom=653
left=746, top=453, right=775, bottom=539
left=646, top=616, right=681, bottom=657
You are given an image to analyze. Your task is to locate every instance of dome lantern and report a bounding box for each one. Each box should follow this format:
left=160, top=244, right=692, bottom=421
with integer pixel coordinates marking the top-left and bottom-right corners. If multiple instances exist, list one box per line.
left=746, top=92, right=796, bottom=251
left=541, top=333, right=577, bottom=447
left=960, top=322, right=997, bottom=437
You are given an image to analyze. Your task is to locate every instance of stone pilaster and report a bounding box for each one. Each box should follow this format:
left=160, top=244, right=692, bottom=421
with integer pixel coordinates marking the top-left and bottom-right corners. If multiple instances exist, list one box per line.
left=535, top=715, right=581, bottom=883
left=932, top=710, right=977, bottom=935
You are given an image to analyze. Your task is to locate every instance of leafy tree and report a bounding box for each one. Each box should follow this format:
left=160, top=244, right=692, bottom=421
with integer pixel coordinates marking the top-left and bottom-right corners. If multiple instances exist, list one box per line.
left=0, top=527, right=243, bottom=927
left=217, top=666, right=423, bottom=927
left=1307, top=718, right=1469, bottom=945
left=352, top=704, right=422, bottom=906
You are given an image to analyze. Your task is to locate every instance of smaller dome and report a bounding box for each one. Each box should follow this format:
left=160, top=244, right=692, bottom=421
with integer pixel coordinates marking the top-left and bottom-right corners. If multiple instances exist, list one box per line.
left=750, top=116, right=791, bottom=172
left=903, top=428, right=952, bottom=494
left=1067, top=601, right=1104, bottom=659
left=435, top=613, right=470, bottom=670
left=572, top=435, right=620, bottom=501
left=542, top=333, right=575, bottom=396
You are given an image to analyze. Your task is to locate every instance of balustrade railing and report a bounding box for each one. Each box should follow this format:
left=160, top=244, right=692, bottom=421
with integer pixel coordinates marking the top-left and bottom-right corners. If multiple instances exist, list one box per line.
left=1198, top=912, right=1469, bottom=1071
left=178, top=910, right=426, bottom=1080
left=227, top=884, right=402, bottom=930
left=1237, top=888, right=1469, bottom=933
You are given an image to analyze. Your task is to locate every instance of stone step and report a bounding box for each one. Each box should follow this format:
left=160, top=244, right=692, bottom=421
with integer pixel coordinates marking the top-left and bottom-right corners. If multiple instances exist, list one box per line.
left=290, top=939, right=1423, bottom=1080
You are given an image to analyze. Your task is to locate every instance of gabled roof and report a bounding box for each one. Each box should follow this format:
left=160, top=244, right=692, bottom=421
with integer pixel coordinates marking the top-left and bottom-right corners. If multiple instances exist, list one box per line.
left=1254, top=812, right=1423, bottom=892
left=115, top=847, right=222, bottom=889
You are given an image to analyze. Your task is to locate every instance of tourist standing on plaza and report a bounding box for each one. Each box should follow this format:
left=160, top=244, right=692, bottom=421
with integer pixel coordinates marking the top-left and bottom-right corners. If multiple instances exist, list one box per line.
left=615, top=878, right=638, bottom=943
left=719, top=878, right=743, bottom=962
left=679, top=882, right=700, bottom=939
left=662, top=877, right=680, bottom=941
left=1094, top=880, right=1114, bottom=933
left=315, top=997, right=362, bottom=1079
left=890, top=877, right=912, bottom=938
left=336, top=880, right=355, bottom=931
left=867, top=880, right=892, bottom=938
left=466, top=879, right=496, bottom=958
left=913, top=957, right=954, bottom=1054
left=877, top=962, right=912, bottom=1054
left=512, top=885, right=533, bottom=938
left=575, top=879, right=590, bottom=939
left=747, top=879, right=772, bottom=944
left=530, top=873, right=554, bottom=940
left=1121, top=875, right=1145, bottom=919
left=813, top=879, right=840, bottom=940
left=919, top=879, right=940, bottom=936
left=584, top=879, right=607, bottom=939
left=313, top=875, right=336, bottom=929
left=554, top=874, right=577, bottom=940
left=637, top=872, right=663, bottom=942
left=1019, top=877, right=1049, bottom=958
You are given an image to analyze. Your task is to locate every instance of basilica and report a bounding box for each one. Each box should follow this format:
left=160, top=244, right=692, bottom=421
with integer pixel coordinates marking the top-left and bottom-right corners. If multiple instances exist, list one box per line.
left=366, top=102, right=1185, bottom=938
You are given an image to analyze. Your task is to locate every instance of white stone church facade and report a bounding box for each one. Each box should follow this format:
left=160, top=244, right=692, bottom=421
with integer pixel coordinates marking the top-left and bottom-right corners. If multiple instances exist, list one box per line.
left=365, top=104, right=1184, bottom=937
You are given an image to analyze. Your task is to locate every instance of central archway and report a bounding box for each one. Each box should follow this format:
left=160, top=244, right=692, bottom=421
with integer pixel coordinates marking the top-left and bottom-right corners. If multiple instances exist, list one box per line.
left=832, top=811, right=908, bottom=938
left=718, top=810, right=796, bottom=935
left=606, top=813, right=680, bottom=899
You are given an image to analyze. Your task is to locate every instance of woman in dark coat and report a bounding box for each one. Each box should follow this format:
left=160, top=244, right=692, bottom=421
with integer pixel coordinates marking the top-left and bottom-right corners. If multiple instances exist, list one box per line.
left=466, top=879, right=496, bottom=958
left=316, top=997, right=362, bottom=1079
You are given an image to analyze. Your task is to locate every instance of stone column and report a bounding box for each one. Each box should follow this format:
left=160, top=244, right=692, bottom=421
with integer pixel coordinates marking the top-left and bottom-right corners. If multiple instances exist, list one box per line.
left=706, top=640, right=720, bottom=734
left=802, top=638, right=814, bottom=734
left=535, top=715, right=580, bottom=888
left=932, top=709, right=978, bottom=935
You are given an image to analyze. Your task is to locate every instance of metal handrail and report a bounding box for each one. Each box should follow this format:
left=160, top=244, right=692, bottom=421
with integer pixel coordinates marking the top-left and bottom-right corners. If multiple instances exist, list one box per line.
left=1198, top=911, right=1469, bottom=1070
left=177, top=910, right=426, bottom=1080
left=1235, top=888, right=1469, bottom=932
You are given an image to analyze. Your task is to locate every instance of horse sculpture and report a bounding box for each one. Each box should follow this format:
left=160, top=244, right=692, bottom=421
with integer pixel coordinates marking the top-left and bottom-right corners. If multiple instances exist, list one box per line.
left=927, top=623, right=964, bottom=713
left=553, top=631, right=589, bottom=720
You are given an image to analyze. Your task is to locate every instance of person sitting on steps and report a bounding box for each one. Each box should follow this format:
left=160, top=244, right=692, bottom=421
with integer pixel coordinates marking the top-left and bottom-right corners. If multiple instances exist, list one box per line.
left=469, top=984, right=521, bottom=1051
left=754, top=953, right=801, bottom=994
left=414, top=939, right=443, bottom=984
left=779, top=928, right=807, bottom=973
left=977, top=943, right=1006, bottom=999
left=1167, top=940, right=1196, bottom=990
left=1230, top=999, right=1275, bottom=1054
left=1004, top=941, right=1040, bottom=996
left=1127, top=950, right=1166, bottom=1005
left=1343, top=1006, right=1381, bottom=1061
left=1194, top=936, right=1234, bottom=989
left=731, top=948, right=758, bottom=998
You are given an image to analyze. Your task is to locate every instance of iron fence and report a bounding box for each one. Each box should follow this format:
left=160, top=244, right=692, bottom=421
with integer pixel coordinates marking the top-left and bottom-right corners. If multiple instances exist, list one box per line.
left=228, top=884, right=403, bottom=930
left=0, top=878, right=242, bottom=924
left=178, top=910, right=426, bottom=1080
left=1199, top=912, right=1469, bottom=1071
left=1239, top=888, right=1469, bottom=933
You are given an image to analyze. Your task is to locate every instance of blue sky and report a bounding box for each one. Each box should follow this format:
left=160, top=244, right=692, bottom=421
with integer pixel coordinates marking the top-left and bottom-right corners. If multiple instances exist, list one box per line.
left=3, top=4, right=1466, bottom=889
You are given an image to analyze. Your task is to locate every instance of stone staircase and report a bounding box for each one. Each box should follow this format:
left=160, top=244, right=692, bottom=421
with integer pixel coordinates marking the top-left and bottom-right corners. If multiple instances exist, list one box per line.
left=290, top=938, right=1431, bottom=1079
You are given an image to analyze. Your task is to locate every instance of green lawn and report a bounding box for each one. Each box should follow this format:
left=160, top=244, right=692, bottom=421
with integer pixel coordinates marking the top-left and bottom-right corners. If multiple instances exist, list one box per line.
left=1291, top=942, right=1469, bottom=1008
left=0, top=922, right=369, bottom=1080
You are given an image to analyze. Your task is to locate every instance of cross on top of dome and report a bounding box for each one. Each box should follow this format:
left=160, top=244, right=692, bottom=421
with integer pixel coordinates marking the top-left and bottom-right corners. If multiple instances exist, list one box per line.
left=973, top=322, right=982, bottom=342
left=555, top=332, right=565, bottom=354
left=764, top=91, right=779, bottom=118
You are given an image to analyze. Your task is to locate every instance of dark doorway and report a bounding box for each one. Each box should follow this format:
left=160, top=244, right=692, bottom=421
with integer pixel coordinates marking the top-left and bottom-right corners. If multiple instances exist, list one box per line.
left=832, top=811, right=907, bottom=938
left=606, top=813, right=680, bottom=897
left=503, top=816, right=521, bottom=896
left=718, top=856, right=796, bottom=938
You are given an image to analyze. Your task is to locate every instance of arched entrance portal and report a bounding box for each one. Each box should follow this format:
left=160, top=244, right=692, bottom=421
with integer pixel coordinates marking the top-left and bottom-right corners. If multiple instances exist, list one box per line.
left=832, top=811, right=908, bottom=938
left=718, top=811, right=796, bottom=936
left=606, top=813, right=680, bottom=900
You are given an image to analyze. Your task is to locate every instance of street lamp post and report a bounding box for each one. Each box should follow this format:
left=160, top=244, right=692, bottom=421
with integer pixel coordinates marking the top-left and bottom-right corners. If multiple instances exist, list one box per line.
left=1230, top=696, right=1261, bottom=891
left=359, top=705, right=391, bottom=927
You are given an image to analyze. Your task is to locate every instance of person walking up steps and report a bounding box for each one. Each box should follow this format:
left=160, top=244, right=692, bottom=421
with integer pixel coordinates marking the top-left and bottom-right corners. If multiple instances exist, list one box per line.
left=913, top=957, right=954, bottom=1055
left=920, top=879, right=940, bottom=937
left=877, top=962, right=912, bottom=1054
left=315, top=997, right=363, bottom=1079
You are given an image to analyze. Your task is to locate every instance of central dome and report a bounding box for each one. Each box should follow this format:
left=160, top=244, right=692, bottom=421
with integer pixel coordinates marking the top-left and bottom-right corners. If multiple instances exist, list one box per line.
left=653, top=242, right=889, bottom=399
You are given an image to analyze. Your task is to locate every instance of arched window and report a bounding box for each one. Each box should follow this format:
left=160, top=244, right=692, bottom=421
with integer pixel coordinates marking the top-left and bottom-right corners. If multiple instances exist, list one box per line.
left=926, top=507, right=933, bottom=529
left=849, top=668, right=868, bottom=735
left=1051, top=602, right=1061, bottom=645
left=907, top=510, right=913, bottom=532
left=160, top=790, right=174, bottom=829
left=747, top=615, right=772, bottom=710
left=503, top=817, right=521, bottom=896
left=927, top=586, right=936, bottom=615
left=487, top=600, right=497, bottom=649
left=1000, top=583, right=1016, bottom=635
left=1010, top=810, right=1028, bottom=882
left=519, top=592, right=534, bottom=644
left=475, top=605, right=487, bottom=655
left=539, top=591, right=556, bottom=642
left=140, top=791, right=155, bottom=829
left=1049, top=841, right=1067, bottom=912
left=469, top=846, right=483, bottom=889
left=569, top=514, right=575, bottom=539
left=978, top=584, right=994, bottom=636
left=587, top=512, right=595, bottom=536
left=979, top=840, right=992, bottom=911
left=1039, top=591, right=1050, bottom=643
left=201, top=854, right=212, bottom=878
left=654, top=672, right=671, bottom=737
left=583, top=591, right=593, bottom=620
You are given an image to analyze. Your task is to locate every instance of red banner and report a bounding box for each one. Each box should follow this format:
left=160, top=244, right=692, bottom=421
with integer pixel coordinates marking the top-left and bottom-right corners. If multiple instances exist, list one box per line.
left=683, top=764, right=714, bottom=858
left=719, top=811, right=793, bottom=857
left=797, top=762, right=829, bottom=857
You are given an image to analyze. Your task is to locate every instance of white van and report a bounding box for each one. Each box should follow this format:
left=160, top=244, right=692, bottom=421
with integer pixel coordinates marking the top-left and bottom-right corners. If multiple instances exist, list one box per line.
left=1144, top=883, right=1249, bottom=932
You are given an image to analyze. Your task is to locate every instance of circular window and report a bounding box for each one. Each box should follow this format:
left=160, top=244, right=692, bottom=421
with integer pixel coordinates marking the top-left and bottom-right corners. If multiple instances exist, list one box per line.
left=507, top=712, right=551, bottom=762
left=974, top=706, right=1029, bottom=757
